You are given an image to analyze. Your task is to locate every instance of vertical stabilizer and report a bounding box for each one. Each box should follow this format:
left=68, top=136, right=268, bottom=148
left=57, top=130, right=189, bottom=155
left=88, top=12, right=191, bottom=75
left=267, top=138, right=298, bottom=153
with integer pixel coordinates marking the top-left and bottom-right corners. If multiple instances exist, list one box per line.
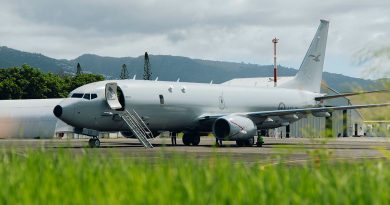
left=280, top=20, right=329, bottom=93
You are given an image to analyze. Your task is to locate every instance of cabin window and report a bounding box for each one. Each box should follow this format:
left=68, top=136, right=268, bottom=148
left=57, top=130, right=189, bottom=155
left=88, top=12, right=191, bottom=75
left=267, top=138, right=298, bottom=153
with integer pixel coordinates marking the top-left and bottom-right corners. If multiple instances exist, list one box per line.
left=159, top=95, right=164, bottom=105
left=83, top=93, right=91, bottom=100
left=71, top=93, right=83, bottom=98
left=91, top=94, right=98, bottom=100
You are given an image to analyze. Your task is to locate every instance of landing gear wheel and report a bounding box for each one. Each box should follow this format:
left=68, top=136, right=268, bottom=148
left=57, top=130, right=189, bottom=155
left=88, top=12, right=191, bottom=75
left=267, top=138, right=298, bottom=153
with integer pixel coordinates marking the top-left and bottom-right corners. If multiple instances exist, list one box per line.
left=182, top=134, right=192, bottom=146
left=245, top=137, right=255, bottom=147
left=182, top=132, right=201, bottom=146
left=192, top=134, right=200, bottom=146
left=236, top=140, right=244, bottom=147
left=236, top=137, right=254, bottom=147
left=89, top=138, right=100, bottom=148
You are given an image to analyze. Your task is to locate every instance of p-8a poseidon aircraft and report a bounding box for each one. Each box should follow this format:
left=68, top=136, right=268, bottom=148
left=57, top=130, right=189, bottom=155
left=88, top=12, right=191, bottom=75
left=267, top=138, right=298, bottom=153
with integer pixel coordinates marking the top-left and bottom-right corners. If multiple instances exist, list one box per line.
left=53, top=20, right=389, bottom=148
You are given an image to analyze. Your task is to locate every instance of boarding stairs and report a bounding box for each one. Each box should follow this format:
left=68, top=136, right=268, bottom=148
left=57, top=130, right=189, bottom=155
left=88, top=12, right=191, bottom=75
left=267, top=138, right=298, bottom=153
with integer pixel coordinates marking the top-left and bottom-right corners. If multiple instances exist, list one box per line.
left=121, top=109, right=154, bottom=148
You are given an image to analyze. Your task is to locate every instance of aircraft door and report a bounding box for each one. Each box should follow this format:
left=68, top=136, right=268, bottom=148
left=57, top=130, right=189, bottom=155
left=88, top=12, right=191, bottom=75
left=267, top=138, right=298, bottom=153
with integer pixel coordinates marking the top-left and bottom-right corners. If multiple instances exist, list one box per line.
left=105, top=82, right=122, bottom=110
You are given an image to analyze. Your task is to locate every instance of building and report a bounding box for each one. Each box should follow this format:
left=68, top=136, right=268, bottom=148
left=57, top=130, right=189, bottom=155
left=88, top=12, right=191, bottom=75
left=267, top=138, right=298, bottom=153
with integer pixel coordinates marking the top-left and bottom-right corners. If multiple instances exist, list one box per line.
left=363, top=121, right=390, bottom=137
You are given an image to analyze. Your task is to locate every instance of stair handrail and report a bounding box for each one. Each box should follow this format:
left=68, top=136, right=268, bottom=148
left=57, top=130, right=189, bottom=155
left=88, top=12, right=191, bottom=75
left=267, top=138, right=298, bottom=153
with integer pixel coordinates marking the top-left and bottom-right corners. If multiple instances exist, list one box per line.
left=131, top=109, right=154, bottom=138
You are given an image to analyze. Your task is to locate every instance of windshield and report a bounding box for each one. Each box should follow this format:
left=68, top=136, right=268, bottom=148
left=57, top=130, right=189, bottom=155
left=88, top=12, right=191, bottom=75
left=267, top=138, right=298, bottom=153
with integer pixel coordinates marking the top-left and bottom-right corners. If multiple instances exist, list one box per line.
left=70, top=93, right=98, bottom=100
left=71, top=93, right=83, bottom=98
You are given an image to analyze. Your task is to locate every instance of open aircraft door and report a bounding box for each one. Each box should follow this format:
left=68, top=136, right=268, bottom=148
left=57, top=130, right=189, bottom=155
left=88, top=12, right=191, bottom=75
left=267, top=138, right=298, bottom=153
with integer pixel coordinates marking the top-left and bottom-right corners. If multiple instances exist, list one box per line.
left=105, top=82, right=122, bottom=110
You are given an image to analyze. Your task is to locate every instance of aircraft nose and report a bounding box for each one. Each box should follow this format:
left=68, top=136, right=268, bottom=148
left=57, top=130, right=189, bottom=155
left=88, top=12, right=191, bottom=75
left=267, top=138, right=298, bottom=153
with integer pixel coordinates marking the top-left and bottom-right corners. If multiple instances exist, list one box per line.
left=53, top=105, right=63, bottom=118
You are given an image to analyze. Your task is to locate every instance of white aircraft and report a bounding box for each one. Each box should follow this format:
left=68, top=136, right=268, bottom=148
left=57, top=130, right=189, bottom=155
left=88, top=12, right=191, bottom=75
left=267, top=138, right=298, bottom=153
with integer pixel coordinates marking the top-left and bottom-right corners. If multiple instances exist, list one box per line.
left=53, top=20, right=389, bottom=148
left=0, top=99, right=72, bottom=139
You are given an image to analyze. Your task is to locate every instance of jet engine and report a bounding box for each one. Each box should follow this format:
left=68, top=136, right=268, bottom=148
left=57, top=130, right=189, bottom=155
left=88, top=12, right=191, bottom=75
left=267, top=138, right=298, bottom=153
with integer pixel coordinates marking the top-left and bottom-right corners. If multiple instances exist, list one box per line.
left=213, top=115, right=257, bottom=140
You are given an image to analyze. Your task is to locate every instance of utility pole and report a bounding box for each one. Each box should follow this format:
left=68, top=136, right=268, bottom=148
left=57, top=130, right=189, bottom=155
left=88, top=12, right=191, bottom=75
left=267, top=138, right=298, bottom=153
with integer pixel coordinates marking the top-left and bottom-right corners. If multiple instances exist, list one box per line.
left=76, top=63, right=82, bottom=75
left=143, top=52, right=152, bottom=80
left=272, top=37, right=279, bottom=87
left=120, top=64, right=129, bottom=79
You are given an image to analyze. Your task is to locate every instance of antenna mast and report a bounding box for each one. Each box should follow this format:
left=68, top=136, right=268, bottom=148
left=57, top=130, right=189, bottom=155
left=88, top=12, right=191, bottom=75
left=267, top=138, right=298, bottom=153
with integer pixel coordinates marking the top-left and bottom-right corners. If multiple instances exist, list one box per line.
left=272, top=37, right=279, bottom=87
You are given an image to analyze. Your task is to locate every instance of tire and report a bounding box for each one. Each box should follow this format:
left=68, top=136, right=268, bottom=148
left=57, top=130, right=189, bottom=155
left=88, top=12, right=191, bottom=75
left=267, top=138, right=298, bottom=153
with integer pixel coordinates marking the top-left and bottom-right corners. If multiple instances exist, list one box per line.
left=94, top=138, right=101, bottom=147
left=182, top=134, right=192, bottom=146
left=236, top=140, right=244, bottom=147
left=245, top=137, right=255, bottom=147
left=192, top=134, right=200, bottom=146
left=89, top=138, right=100, bottom=148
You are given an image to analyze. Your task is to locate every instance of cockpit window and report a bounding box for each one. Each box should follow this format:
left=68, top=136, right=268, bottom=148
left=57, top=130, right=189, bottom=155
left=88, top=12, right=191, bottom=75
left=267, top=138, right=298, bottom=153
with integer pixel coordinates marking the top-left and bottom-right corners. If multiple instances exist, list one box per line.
left=91, top=94, right=98, bottom=100
left=71, top=93, right=84, bottom=98
left=70, top=93, right=97, bottom=100
left=83, top=93, right=91, bottom=100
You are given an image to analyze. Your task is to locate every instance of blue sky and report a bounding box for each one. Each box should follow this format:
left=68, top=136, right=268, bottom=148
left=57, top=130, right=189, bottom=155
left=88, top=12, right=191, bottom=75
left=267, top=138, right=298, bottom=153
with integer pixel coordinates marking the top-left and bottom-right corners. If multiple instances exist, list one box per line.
left=1, top=0, right=389, bottom=79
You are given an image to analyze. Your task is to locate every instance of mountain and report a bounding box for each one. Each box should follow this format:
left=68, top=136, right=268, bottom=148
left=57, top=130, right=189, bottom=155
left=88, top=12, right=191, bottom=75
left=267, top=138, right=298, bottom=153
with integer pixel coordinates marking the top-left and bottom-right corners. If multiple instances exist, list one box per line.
left=0, top=46, right=72, bottom=73
left=73, top=54, right=298, bottom=83
left=0, top=46, right=382, bottom=92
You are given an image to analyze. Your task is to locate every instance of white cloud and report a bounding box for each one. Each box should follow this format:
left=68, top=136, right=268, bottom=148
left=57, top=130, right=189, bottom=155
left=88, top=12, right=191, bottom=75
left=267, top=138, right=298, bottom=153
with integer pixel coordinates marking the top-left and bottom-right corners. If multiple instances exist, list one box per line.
left=1, top=0, right=390, bottom=78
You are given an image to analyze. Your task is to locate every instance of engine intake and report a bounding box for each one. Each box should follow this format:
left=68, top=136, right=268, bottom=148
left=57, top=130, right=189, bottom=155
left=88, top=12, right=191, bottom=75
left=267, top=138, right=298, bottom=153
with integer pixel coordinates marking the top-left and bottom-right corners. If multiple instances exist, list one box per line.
left=213, top=115, right=257, bottom=140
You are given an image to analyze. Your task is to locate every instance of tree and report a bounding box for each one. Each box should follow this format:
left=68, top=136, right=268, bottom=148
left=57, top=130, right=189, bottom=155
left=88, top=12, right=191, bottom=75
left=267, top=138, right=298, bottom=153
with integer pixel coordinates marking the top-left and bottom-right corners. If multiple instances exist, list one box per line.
left=120, top=64, right=129, bottom=79
left=67, top=73, right=105, bottom=92
left=19, top=64, right=48, bottom=99
left=76, top=63, right=82, bottom=75
left=144, top=52, right=152, bottom=80
left=0, top=78, right=23, bottom=99
left=44, top=73, right=67, bottom=98
left=0, top=65, right=105, bottom=100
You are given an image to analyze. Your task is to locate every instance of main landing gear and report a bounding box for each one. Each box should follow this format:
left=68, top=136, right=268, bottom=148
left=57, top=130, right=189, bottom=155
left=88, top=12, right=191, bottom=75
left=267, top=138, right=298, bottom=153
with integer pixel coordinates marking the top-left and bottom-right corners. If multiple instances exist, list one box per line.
left=182, top=132, right=200, bottom=146
left=236, top=136, right=255, bottom=147
left=215, top=138, right=223, bottom=147
left=88, top=136, right=100, bottom=148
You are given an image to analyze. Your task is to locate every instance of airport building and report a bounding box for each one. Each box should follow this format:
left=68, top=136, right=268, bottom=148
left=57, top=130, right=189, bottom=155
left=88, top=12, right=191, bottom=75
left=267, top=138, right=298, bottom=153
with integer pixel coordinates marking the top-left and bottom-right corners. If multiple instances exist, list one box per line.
left=363, top=121, right=390, bottom=137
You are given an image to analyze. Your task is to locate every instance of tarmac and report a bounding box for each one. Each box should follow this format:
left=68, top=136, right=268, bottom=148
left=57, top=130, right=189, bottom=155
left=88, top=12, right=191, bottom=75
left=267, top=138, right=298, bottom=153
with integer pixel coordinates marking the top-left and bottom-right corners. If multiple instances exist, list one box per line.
left=1, top=137, right=390, bottom=165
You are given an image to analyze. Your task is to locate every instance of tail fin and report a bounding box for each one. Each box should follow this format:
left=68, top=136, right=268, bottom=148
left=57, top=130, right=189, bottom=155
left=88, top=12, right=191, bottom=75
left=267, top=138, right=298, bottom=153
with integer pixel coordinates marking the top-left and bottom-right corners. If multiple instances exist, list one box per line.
left=280, top=20, right=329, bottom=93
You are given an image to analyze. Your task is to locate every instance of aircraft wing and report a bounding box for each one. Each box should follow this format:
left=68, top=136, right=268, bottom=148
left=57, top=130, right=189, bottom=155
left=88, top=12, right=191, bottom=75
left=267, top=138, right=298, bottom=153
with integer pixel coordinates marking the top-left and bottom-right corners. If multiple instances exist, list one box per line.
left=199, top=103, right=390, bottom=120
left=245, top=103, right=390, bottom=118
left=315, top=90, right=390, bottom=101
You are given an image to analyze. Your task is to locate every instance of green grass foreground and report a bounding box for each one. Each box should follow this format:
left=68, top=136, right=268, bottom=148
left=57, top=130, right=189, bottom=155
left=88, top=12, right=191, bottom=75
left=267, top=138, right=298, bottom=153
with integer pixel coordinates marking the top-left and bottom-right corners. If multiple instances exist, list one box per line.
left=1, top=149, right=390, bottom=205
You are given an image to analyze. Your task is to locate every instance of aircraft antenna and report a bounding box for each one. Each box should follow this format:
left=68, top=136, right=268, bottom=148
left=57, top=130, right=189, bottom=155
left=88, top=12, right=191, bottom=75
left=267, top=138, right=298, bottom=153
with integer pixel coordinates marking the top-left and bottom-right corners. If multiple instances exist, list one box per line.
left=272, top=37, right=279, bottom=87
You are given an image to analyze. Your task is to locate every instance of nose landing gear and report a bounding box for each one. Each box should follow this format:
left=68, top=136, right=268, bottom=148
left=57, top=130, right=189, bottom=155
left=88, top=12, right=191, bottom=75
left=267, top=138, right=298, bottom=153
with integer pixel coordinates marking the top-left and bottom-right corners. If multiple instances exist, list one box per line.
left=88, top=137, right=101, bottom=148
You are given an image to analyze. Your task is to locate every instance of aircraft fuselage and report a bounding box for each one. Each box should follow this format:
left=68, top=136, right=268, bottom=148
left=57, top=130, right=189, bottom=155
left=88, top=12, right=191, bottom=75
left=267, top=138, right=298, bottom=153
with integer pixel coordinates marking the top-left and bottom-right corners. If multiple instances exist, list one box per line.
left=57, top=80, right=319, bottom=133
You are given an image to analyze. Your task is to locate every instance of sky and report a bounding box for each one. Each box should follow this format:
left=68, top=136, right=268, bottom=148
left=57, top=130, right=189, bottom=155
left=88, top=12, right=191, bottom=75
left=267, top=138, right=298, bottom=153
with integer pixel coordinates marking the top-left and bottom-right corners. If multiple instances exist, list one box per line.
left=0, top=0, right=389, bottom=79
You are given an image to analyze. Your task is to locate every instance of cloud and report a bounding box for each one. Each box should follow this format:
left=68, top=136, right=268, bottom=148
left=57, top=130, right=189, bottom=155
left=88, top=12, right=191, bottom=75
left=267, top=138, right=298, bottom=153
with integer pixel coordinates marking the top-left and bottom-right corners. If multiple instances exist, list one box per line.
left=1, top=0, right=390, bottom=78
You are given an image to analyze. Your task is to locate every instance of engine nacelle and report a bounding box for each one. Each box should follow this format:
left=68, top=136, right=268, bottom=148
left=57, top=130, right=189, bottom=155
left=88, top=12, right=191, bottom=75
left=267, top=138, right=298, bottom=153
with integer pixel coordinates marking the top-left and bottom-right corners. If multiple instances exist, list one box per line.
left=213, top=115, right=257, bottom=140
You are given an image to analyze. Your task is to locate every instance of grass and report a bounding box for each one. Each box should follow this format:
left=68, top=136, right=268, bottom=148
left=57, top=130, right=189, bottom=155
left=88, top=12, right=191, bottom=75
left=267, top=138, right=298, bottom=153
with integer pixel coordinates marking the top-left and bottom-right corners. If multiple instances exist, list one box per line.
left=1, top=149, right=390, bottom=205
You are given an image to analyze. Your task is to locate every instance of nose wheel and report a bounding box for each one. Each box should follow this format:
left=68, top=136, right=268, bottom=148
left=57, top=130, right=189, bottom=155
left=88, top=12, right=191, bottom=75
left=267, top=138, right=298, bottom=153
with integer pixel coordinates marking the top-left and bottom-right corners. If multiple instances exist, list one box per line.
left=88, top=137, right=101, bottom=148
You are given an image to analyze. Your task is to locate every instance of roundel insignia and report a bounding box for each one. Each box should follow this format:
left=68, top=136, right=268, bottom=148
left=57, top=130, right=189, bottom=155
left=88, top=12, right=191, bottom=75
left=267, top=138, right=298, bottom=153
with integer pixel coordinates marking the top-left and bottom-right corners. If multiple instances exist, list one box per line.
left=278, top=102, right=286, bottom=110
